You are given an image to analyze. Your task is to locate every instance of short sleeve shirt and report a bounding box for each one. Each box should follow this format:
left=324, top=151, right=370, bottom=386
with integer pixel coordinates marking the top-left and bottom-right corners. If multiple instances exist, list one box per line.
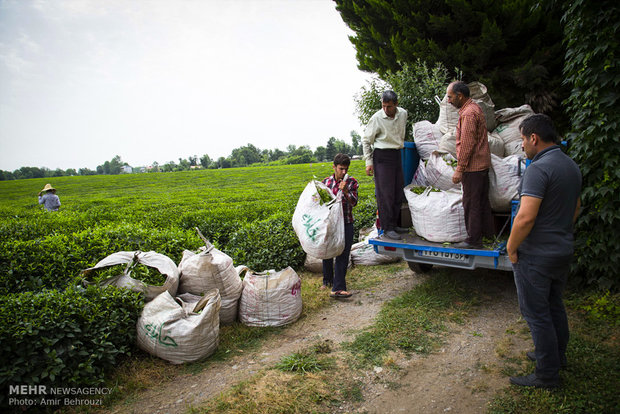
left=518, top=146, right=581, bottom=257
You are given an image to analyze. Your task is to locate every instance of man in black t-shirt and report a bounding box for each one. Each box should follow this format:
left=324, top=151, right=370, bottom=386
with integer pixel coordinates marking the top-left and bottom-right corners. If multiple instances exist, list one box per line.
left=507, top=114, right=582, bottom=388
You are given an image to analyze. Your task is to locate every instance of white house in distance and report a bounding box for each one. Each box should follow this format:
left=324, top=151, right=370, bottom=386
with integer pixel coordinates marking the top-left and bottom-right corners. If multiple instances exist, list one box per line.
left=121, top=165, right=133, bottom=174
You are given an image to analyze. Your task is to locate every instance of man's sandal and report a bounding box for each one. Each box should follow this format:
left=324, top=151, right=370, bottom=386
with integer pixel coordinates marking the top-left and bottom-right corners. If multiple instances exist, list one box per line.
left=330, top=290, right=352, bottom=298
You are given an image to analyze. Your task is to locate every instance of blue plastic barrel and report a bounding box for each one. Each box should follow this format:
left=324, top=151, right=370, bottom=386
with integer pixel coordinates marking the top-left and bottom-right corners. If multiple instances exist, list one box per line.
left=401, top=141, right=420, bottom=185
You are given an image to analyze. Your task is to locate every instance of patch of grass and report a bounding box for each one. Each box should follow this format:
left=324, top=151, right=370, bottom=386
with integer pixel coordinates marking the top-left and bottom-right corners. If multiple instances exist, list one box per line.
left=193, top=347, right=359, bottom=413
left=275, top=351, right=333, bottom=373
left=488, top=292, right=620, bottom=414
left=190, top=370, right=337, bottom=414
left=344, top=270, right=480, bottom=367
left=347, top=261, right=406, bottom=290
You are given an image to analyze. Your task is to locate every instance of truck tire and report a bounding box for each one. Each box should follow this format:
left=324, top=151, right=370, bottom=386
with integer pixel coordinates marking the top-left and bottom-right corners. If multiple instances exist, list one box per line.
left=407, top=261, right=433, bottom=273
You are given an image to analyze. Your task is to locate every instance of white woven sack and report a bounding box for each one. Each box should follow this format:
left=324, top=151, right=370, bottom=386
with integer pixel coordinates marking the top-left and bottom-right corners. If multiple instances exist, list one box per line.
left=292, top=181, right=344, bottom=259
left=178, top=244, right=243, bottom=325
left=81, top=250, right=179, bottom=302
left=425, top=151, right=461, bottom=191
left=489, top=154, right=525, bottom=212
left=438, top=131, right=457, bottom=157
left=434, top=94, right=459, bottom=135
left=492, top=105, right=534, bottom=145
left=504, top=139, right=526, bottom=157
left=413, top=120, right=442, bottom=160
left=495, top=104, right=534, bottom=124
left=237, top=266, right=302, bottom=327
left=488, top=131, right=505, bottom=157
left=404, top=184, right=468, bottom=243
left=468, top=81, right=497, bottom=132
left=136, top=289, right=220, bottom=364
left=410, top=160, right=429, bottom=187
left=350, top=227, right=400, bottom=266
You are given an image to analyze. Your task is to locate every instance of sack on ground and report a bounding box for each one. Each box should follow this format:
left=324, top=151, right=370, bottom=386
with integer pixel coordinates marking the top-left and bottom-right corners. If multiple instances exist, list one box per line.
left=178, top=240, right=243, bottom=325
left=413, top=120, right=442, bottom=160
left=136, top=289, right=220, bottom=364
left=350, top=226, right=400, bottom=266
left=425, top=151, right=461, bottom=191
left=237, top=266, right=302, bottom=327
left=81, top=250, right=179, bottom=302
left=304, top=253, right=351, bottom=273
left=404, top=185, right=467, bottom=243
left=292, top=180, right=344, bottom=259
left=434, top=94, right=459, bottom=135
left=489, top=154, right=525, bottom=212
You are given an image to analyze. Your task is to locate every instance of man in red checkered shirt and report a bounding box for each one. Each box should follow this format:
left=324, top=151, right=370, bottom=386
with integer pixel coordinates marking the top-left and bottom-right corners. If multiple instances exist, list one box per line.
left=447, top=81, right=494, bottom=248
left=321, top=153, right=359, bottom=298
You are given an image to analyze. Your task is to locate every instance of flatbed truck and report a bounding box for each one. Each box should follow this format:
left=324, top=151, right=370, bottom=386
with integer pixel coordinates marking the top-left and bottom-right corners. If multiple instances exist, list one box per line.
left=368, top=142, right=517, bottom=273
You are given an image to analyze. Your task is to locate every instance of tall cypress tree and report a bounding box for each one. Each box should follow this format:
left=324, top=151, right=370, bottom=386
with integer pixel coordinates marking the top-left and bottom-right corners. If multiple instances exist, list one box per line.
left=334, top=0, right=565, bottom=120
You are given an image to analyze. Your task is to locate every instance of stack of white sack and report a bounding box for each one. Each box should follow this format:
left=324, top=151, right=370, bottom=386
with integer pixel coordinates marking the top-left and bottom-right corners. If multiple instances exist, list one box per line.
left=403, top=184, right=468, bottom=243
left=237, top=266, right=302, bottom=327
left=136, top=289, right=220, bottom=364
left=409, top=81, right=530, bottom=215
left=350, top=225, right=401, bottom=266
left=177, top=239, right=243, bottom=325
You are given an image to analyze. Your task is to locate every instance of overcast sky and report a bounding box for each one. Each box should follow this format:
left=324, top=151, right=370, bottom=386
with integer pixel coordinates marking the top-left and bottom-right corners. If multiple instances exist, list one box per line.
left=0, top=0, right=374, bottom=171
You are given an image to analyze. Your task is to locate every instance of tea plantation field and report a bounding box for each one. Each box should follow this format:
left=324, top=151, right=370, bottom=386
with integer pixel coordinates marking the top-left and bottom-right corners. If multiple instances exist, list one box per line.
left=0, top=160, right=377, bottom=405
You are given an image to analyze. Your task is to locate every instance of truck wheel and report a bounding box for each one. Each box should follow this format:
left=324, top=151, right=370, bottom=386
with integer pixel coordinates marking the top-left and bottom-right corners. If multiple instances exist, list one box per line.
left=407, top=262, right=433, bottom=273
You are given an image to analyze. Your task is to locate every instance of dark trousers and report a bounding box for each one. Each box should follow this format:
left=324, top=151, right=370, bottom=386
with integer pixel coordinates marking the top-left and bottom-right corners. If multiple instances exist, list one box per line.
left=512, top=253, right=571, bottom=380
left=461, top=169, right=494, bottom=245
left=373, top=149, right=404, bottom=232
left=322, top=222, right=354, bottom=292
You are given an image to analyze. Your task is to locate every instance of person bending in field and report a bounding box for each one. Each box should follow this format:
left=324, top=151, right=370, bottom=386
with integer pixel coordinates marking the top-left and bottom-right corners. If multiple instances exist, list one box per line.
left=321, top=153, right=358, bottom=299
left=38, top=183, right=61, bottom=212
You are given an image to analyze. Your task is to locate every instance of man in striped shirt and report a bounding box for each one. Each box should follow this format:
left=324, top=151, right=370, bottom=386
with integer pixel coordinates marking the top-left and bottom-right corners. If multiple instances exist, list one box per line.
left=447, top=81, right=494, bottom=248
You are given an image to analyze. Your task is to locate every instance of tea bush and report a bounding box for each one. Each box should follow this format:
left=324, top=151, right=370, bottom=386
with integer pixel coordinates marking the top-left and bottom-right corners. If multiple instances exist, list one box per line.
left=0, top=286, right=143, bottom=407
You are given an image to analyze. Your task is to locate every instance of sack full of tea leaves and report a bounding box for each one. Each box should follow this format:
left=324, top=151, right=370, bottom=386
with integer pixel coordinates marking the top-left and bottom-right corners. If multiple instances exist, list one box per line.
left=425, top=151, right=461, bottom=191
left=434, top=94, right=459, bottom=135
left=489, top=154, right=525, bottom=212
left=136, top=289, right=220, bottom=364
left=413, top=120, right=442, bottom=161
left=404, top=184, right=468, bottom=243
left=237, top=266, right=302, bottom=327
left=81, top=250, right=179, bottom=302
left=292, top=180, right=344, bottom=260
left=178, top=238, right=243, bottom=325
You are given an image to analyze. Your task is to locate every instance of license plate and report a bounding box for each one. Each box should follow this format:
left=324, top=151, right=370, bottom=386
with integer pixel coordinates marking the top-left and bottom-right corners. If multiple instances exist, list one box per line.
left=417, top=250, right=469, bottom=262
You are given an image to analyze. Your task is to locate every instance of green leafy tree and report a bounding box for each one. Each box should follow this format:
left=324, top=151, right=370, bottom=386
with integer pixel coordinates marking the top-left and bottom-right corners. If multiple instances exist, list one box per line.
left=350, top=130, right=362, bottom=155
left=563, top=0, right=620, bottom=289
left=314, top=146, right=327, bottom=161
left=200, top=154, right=212, bottom=168
left=335, top=0, right=566, bottom=117
left=231, top=144, right=262, bottom=166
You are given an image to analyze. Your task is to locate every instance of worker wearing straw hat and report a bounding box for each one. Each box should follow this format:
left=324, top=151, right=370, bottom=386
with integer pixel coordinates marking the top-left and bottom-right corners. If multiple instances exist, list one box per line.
left=38, top=183, right=61, bottom=211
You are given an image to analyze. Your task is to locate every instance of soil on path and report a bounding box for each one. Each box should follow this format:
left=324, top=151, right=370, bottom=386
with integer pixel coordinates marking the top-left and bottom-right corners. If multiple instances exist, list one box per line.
left=107, top=265, right=530, bottom=414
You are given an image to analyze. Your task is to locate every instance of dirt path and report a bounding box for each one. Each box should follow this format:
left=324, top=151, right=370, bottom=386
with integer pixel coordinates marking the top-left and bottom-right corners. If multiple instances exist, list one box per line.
left=107, top=265, right=529, bottom=414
